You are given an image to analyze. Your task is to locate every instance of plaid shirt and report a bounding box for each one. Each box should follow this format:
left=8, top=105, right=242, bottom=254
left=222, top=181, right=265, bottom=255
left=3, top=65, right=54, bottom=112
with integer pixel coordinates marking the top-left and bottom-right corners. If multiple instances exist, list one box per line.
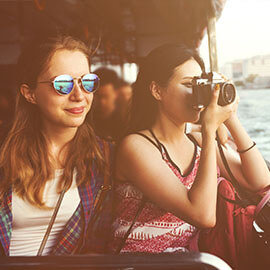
left=0, top=139, right=114, bottom=256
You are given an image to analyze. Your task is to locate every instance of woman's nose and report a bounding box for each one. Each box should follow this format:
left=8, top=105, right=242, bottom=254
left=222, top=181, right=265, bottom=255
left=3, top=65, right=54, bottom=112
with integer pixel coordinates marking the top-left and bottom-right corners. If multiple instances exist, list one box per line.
left=69, top=79, right=84, bottom=101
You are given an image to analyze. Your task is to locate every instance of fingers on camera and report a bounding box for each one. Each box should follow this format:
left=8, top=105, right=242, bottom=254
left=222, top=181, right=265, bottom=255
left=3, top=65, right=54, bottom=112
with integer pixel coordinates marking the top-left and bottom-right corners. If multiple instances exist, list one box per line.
left=211, top=85, right=220, bottom=104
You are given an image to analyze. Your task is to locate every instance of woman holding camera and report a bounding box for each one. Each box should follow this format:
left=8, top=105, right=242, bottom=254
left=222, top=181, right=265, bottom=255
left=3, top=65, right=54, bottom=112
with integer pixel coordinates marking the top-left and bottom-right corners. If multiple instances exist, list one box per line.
left=0, top=35, right=112, bottom=256
left=110, top=43, right=270, bottom=253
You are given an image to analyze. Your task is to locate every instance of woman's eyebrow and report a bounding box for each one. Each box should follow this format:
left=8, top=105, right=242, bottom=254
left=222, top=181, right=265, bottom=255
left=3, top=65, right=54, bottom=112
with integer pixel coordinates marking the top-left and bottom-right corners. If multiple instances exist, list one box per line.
left=182, top=76, right=193, bottom=79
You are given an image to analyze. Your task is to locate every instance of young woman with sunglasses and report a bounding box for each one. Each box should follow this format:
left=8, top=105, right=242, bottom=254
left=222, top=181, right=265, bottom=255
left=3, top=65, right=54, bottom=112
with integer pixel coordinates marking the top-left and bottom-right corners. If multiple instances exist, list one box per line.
left=110, top=44, right=270, bottom=254
left=0, top=35, right=112, bottom=256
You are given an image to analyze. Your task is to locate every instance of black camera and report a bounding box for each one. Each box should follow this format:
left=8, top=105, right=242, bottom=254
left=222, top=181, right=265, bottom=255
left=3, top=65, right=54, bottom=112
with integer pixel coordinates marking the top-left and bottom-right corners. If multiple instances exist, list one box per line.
left=192, top=72, right=236, bottom=108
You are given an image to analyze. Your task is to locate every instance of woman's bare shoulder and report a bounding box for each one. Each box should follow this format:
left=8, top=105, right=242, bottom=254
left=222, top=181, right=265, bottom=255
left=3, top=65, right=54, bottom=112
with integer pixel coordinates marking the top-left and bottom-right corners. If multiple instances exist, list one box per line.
left=118, top=130, right=156, bottom=152
left=115, top=131, right=161, bottom=181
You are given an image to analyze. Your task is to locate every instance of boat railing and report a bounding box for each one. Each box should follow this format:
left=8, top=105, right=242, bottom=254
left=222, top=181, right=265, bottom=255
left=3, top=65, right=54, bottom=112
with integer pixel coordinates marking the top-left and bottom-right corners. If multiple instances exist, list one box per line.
left=0, top=252, right=232, bottom=270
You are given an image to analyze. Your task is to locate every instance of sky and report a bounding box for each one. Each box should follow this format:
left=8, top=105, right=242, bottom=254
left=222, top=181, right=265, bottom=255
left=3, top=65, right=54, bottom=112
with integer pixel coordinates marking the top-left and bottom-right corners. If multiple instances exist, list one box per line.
left=200, top=0, right=270, bottom=68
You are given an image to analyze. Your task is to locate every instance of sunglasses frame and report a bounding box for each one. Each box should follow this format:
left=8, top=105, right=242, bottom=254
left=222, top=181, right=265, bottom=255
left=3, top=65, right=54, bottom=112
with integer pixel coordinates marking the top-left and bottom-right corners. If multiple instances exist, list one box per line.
left=38, top=73, right=100, bottom=96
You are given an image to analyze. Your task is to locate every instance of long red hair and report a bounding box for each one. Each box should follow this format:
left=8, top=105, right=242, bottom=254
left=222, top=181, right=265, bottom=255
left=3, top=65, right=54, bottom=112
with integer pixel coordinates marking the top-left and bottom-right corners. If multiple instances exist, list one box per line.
left=0, top=35, right=106, bottom=208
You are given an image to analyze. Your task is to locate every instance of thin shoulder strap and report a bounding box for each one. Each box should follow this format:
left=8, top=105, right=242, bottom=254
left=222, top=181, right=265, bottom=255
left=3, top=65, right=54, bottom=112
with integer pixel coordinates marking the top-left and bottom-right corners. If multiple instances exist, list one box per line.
left=134, top=132, right=162, bottom=154
left=149, top=129, right=163, bottom=153
left=150, top=129, right=182, bottom=175
left=186, top=133, right=200, bottom=146
left=149, top=130, right=200, bottom=177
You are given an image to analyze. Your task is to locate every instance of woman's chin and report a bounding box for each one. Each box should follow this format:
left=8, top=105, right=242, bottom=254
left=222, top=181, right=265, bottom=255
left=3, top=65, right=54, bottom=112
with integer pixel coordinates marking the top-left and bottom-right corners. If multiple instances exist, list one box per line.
left=61, top=117, right=86, bottom=128
left=188, top=109, right=201, bottom=123
left=69, top=119, right=86, bottom=128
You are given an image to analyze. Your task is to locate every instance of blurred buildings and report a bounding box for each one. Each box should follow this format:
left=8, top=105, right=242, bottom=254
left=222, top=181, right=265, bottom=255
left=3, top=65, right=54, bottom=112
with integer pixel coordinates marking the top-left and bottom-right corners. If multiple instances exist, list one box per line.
left=221, top=54, right=270, bottom=88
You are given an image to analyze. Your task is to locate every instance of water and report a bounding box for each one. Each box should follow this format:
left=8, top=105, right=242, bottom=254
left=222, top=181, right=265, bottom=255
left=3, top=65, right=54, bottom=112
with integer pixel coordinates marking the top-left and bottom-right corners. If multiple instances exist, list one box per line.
left=237, top=89, right=270, bottom=161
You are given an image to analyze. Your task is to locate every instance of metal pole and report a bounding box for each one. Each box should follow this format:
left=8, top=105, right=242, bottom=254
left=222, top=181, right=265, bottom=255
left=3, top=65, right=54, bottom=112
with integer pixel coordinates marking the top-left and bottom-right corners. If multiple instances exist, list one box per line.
left=207, top=0, right=227, bottom=144
left=120, top=63, right=125, bottom=80
left=207, top=0, right=219, bottom=72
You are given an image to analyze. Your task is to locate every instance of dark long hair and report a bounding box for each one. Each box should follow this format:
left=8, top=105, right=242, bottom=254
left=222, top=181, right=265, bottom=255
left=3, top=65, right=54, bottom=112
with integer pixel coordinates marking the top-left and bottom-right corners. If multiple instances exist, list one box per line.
left=129, top=43, right=205, bottom=133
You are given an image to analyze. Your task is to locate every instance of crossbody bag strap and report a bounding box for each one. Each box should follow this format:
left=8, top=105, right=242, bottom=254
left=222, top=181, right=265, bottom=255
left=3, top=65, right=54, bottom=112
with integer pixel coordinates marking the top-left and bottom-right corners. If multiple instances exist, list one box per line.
left=94, top=141, right=112, bottom=209
left=115, top=197, right=147, bottom=254
left=114, top=131, right=163, bottom=254
left=87, top=141, right=112, bottom=229
left=217, top=134, right=270, bottom=210
left=217, top=134, right=270, bottom=224
left=37, top=189, right=66, bottom=256
left=75, top=141, right=113, bottom=254
left=255, top=189, right=270, bottom=216
left=216, top=134, right=254, bottom=207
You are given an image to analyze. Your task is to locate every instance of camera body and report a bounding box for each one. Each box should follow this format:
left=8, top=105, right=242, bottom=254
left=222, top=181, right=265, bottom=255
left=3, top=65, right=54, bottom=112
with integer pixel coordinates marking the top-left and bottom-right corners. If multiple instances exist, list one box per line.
left=192, top=72, right=236, bottom=108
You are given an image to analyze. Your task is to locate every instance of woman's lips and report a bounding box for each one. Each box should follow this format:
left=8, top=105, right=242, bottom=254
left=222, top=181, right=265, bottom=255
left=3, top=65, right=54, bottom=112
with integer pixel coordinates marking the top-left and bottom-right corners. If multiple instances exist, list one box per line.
left=65, top=106, right=84, bottom=114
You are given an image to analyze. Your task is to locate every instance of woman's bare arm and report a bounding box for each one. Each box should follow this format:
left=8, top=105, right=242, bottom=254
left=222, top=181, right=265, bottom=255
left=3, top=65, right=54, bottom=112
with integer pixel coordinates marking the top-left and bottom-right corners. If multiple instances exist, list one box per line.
left=116, top=87, right=236, bottom=228
left=191, top=119, right=270, bottom=193
left=116, top=131, right=217, bottom=229
left=220, top=115, right=270, bottom=191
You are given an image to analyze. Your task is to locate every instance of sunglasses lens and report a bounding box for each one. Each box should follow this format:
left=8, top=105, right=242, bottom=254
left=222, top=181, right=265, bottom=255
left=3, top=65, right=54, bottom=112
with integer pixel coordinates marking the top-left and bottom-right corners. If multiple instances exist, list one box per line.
left=81, top=73, right=100, bottom=93
left=54, top=75, right=73, bottom=95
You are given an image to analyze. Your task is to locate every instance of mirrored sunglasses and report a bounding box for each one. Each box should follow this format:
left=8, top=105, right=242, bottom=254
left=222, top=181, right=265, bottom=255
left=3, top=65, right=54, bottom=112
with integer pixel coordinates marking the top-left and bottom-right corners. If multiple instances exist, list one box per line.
left=38, top=73, right=100, bottom=95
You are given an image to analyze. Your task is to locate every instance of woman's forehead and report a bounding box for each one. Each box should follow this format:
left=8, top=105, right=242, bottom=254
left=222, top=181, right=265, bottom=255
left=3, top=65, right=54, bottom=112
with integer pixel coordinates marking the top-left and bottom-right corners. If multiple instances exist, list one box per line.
left=46, top=50, right=90, bottom=78
left=174, top=59, right=202, bottom=79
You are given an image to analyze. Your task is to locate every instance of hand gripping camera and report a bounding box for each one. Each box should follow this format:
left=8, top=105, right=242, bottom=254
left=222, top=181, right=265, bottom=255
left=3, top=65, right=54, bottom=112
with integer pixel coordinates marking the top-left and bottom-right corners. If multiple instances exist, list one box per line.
left=192, top=72, right=236, bottom=108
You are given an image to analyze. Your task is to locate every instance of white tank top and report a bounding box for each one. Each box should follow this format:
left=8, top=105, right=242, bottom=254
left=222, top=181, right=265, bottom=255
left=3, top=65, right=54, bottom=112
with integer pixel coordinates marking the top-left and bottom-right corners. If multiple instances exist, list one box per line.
left=10, top=169, right=80, bottom=256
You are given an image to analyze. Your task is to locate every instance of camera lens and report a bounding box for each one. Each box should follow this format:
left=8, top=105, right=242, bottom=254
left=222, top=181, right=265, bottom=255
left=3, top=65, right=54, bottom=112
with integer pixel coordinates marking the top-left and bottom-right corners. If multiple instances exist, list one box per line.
left=221, top=83, right=236, bottom=105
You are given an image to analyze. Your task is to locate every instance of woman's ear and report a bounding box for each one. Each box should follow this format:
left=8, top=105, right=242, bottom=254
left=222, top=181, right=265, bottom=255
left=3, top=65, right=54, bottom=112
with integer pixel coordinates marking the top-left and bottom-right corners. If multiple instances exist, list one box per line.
left=149, top=81, right=162, bottom=101
left=20, top=84, right=37, bottom=104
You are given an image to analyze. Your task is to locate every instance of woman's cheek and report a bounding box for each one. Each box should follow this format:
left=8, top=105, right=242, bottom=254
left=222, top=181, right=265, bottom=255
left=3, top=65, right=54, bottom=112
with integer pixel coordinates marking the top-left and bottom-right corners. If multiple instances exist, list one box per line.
left=86, top=95, right=94, bottom=111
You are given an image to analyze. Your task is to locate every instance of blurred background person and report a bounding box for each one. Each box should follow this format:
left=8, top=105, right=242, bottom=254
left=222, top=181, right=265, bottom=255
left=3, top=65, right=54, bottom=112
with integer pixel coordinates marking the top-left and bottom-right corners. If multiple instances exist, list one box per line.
left=92, top=68, right=133, bottom=141
left=116, top=79, right=133, bottom=117
left=92, top=68, right=119, bottom=140
left=114, top=79, right=133, bottom=139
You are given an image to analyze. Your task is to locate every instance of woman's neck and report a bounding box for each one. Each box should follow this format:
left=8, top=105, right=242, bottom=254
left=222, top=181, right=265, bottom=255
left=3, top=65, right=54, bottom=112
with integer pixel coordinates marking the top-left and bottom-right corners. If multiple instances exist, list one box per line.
left=42, top=120, right=78, bottom=167
left=152, top=111, right=186, bottom=144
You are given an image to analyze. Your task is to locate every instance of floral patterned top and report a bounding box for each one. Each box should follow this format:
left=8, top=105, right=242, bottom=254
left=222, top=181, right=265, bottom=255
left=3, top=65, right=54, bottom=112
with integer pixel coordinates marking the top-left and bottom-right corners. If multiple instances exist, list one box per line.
left=110, top=133, right=203, bottom=253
